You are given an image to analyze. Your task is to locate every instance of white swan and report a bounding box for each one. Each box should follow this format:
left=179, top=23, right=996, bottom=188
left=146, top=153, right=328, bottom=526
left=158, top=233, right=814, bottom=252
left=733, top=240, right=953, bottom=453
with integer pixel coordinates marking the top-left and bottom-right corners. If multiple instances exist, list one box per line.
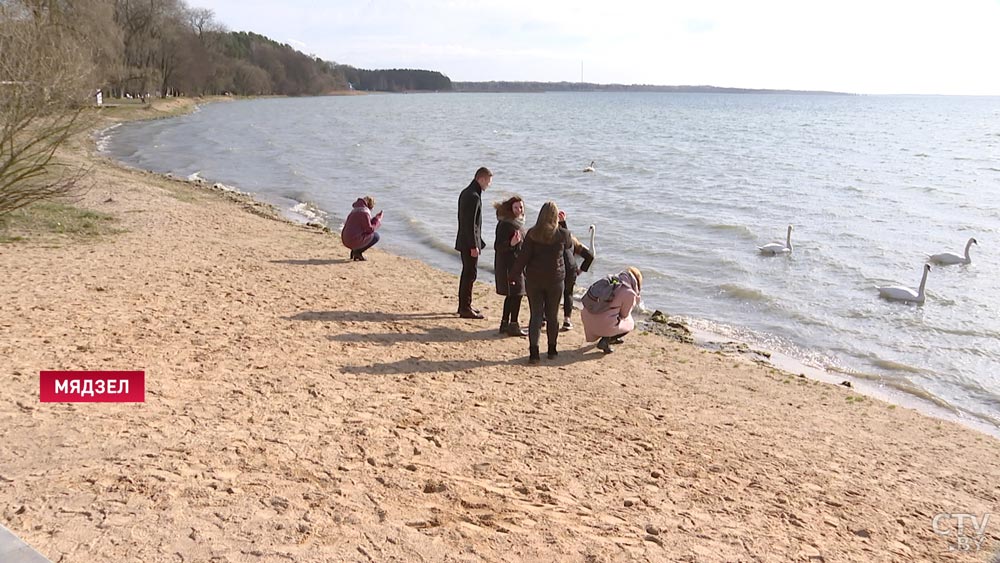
left=877, top=264, right=931, bottom=304
left=583, top=161, right=595, bottom=173
left=758, top=225, right=792, bottom=255
left=929, top=237, right=977, bottom=265
left=588, top=224, right=596, bottom=258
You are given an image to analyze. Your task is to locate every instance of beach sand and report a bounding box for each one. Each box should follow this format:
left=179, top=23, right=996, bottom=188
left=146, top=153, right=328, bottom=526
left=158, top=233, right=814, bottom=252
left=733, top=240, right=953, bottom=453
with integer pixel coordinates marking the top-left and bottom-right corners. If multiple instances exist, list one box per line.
left=1, top=98, right=999, bottom=562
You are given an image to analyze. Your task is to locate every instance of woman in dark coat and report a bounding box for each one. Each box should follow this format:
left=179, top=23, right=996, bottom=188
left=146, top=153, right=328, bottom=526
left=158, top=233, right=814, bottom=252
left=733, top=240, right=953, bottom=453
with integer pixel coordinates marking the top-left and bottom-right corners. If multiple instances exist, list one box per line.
left=494, top=196, right=527, bottom=337
left=510, top=201, right=573, bottom=363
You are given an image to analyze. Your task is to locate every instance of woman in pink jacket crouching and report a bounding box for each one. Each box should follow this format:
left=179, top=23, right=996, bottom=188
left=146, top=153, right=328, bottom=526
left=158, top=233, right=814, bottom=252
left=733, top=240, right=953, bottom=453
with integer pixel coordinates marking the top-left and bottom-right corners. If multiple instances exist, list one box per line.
left=341, top=196, right=383, bottom=261
left=581, top=267, right=642, bottom=354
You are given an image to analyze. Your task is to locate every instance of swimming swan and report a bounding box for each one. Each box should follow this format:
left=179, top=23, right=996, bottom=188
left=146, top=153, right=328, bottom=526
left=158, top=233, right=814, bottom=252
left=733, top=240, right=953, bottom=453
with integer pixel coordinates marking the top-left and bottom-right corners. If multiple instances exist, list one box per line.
left=758, top=225, right=792, bottom=255
left=877, top=264, right=931, bottom=304
left=929, top=237, right=977, bottom=265
left=583, top=161, right=595, bottom=173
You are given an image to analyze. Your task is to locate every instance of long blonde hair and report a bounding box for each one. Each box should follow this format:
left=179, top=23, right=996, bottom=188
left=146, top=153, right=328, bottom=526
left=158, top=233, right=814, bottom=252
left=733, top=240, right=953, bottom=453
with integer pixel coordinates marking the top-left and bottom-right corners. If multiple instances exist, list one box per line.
left=626, top=266, right=643, bottom=293
left=528, top=201, right=559, bottom=243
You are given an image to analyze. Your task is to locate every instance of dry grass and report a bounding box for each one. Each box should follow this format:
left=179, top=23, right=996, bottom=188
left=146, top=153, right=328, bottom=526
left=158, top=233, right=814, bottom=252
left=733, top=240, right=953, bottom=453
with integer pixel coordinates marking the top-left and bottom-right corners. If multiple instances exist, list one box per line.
left=0, top=201, right=121, bottom=243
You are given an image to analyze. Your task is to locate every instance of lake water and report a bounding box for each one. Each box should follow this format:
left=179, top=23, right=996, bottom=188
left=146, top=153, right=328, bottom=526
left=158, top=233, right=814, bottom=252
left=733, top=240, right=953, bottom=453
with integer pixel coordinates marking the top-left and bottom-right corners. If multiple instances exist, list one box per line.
left=104, top=92, right=1000, bottom=434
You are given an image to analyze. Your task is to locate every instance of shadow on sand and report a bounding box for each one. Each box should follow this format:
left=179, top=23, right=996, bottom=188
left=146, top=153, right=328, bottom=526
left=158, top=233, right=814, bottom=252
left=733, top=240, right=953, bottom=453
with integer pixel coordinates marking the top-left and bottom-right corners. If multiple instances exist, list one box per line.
left=289, top=309, right=607, bottom=370
left=328, top=326, right=497, bottom=344
left=341, top=346, right=605, bottom=375
left=285, top=310, right=459, bottom=323
left=270, top=258, right=351, bottom=266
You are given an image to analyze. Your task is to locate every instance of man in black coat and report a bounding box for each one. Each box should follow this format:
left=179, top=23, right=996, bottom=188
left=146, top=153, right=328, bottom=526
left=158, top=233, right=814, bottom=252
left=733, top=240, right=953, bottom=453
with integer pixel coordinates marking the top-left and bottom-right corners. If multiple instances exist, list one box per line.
left=455, top=167, right=492, bottom=319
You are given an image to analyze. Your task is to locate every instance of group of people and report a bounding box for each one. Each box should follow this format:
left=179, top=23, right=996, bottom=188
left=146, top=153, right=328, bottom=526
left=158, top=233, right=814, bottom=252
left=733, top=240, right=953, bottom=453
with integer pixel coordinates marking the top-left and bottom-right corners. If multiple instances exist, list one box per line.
left=338, top=166, right=643, bottom=363
left=457, top=167, right=643, bottom=363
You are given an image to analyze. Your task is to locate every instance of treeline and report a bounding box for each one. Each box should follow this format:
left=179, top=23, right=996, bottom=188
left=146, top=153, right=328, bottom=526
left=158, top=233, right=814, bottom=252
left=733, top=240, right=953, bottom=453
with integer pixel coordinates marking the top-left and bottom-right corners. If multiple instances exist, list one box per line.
left=1, top=0, right=452, bottom=219
left=0, top=0, right=451, bottom=99
left=452, top=81, right=848, bottom=95
left=152, top=29, right=351, bottom=97
left=339, top=68, right=452, bottom=93
left=141, top=28, right=452, bottom=96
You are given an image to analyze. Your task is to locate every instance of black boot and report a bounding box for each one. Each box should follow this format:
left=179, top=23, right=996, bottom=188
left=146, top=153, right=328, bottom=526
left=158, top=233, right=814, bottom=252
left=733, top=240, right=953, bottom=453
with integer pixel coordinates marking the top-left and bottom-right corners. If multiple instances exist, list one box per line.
left=596, top=337, right=614, bottom=354
left=499, top=321, right=509, bottom=335
left=506, top=321, right=527, bottom=337
left=547, top=345, right=558, bottom=360
left=528, top=346, right=540, bottom=364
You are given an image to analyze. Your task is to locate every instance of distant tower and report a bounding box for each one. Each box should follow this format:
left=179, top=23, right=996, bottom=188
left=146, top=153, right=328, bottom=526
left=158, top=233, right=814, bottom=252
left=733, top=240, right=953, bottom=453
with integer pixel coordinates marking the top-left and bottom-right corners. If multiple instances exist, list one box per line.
left=580, top=61, right=584, bottom=83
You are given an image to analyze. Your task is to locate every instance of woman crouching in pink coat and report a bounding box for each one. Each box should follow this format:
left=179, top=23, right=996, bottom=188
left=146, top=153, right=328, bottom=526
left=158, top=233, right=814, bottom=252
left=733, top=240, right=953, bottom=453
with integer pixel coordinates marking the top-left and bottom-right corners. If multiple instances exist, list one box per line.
left=581, top=267, right=642, bottom=354
left=341, top=196, right=383, bottom=261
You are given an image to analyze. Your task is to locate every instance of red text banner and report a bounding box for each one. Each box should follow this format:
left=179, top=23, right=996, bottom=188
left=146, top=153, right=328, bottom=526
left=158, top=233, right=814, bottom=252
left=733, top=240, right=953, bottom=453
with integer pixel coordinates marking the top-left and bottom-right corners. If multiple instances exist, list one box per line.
left=39, top=371, right=145, bottom=403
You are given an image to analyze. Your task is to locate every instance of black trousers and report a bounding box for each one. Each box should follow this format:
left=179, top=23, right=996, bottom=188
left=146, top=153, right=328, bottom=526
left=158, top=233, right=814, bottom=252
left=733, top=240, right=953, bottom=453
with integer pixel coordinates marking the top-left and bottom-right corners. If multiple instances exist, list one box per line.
left=458, top=250, right=478, bottom=311
left=563, top=274, right=576, bottom=319
left=527, top=282, right=563, bottom=352
left=502, top=295, right=523, bottom=326
left=351, top=232, right=380, bottom=256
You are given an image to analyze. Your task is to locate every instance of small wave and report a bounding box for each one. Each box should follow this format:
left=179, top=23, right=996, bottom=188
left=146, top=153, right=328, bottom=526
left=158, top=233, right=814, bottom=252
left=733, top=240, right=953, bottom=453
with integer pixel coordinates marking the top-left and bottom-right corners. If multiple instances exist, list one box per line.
left=683, top=315, right=841, bottom=371
left=871, top=358, right=927, bottom=374
left=289, top=201, right=329, bottom=224
left=903, top=185, right=939, bottom=193
left=404, top=214, right=470, bottom=261
left=913, top=153, right=930, bottom=158
left=717, top=283, right=772, bottom=303
left=707, top=223, right=755, bottom=239
left=187, top=171, right=205, bottom=183
left=954, top=408, right=1000, bottom=430
left=94, top=122, right=122, bottom=153
left=930, top=295, right=958, bottom=306
left=982, top=167, right=1000, bottom=173
left=834, top=365, right=1000, bottom=431
left=929, top=325, right=1000, bottom=341
left=832, top=366, right=960, bottom=411
left=956, top=203, right=1000, bottom=214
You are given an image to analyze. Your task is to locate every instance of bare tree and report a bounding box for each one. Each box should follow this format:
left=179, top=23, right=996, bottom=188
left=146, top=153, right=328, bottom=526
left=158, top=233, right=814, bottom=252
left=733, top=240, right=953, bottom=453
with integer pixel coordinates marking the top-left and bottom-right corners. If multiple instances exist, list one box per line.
left=113, top=0, right=164, bottom=97
left=0, top=1, right=96, bottom=216
left=187, top=6, right=218, bottom=37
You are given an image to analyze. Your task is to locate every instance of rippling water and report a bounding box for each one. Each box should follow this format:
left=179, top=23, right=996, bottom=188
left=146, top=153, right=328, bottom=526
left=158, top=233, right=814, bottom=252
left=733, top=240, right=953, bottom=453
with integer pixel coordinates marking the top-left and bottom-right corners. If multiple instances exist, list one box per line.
left=104, top=93, right=1000, bottom=432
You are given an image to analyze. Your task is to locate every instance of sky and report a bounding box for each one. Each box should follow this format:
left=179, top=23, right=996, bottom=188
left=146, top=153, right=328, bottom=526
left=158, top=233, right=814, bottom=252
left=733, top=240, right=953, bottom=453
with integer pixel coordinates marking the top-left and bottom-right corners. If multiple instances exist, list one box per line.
left=192, top=0, right=1000, bottom=95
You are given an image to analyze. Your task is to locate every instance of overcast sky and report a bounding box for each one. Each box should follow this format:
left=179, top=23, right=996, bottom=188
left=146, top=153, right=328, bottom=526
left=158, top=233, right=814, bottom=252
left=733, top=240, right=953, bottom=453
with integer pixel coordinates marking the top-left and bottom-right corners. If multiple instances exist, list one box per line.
left=192, top=0, right=1000, bottom=95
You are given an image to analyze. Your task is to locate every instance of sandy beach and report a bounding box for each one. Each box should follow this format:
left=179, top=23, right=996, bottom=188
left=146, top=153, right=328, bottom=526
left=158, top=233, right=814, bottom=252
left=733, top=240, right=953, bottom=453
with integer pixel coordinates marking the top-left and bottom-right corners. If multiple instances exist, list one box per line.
left=1, top=98, right=999, bottom=562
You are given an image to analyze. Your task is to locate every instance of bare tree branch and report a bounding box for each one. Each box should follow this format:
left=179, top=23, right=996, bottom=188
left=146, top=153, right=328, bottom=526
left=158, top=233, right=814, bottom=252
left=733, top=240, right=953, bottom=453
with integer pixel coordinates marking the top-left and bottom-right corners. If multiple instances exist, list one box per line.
left=1, top=2, right=95, bottom=216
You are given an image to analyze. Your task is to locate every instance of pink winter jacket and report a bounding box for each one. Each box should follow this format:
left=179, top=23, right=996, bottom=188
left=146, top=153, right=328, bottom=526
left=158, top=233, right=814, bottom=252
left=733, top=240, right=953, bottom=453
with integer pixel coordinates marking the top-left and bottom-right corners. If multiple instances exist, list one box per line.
left=581, top=272, right=640, bottom=342
left=340, top=198, right=381, bottom=250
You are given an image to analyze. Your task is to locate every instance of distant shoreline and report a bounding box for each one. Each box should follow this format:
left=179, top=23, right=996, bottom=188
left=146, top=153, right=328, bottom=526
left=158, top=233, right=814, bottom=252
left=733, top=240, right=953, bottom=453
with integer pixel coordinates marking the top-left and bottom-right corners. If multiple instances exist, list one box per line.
left=450, top=81, right=853, bottom=95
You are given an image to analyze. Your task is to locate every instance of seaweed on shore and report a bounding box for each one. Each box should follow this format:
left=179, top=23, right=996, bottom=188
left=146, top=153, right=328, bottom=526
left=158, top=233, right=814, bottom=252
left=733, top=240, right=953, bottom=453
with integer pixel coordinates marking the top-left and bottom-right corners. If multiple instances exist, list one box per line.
left=639, top=310, right=694, bottom=344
